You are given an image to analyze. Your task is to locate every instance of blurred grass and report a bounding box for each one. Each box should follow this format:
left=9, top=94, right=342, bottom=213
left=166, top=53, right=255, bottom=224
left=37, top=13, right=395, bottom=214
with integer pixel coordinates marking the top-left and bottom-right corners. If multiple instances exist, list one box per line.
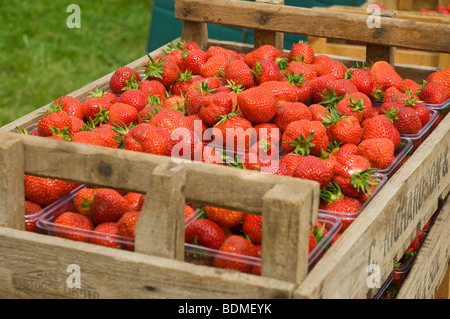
left=0, top=0, right=154, bottom=127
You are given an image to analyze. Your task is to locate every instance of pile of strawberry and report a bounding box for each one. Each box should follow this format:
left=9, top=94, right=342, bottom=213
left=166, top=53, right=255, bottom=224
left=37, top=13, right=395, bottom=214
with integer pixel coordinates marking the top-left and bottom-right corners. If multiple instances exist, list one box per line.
left=419, top=5, right=450, bottom=15
left=184, top=206, right=338, bottom=274
left=21, top=40, right=449, bottom=272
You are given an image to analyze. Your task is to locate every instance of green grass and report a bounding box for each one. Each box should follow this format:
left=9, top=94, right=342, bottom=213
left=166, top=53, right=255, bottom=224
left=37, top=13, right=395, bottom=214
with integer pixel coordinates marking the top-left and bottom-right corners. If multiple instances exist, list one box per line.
left=0, top=0, right=153, bottom=127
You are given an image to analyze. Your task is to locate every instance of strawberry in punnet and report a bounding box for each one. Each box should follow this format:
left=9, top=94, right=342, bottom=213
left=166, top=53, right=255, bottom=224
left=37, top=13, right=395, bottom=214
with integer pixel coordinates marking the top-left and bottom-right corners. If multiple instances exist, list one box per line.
left=205, top=205, right=245, bottom=229
left=391, top=106, right=423, bottom=134
left=185, top=81, right=215, bottom=116
left=199, top=91, right=233, bottom=126
left=185, top=218, right=226, bottom=250
left=109, top=66, right=141, bottom=94
left=357, top=138, right=395, bottom=170
left=284, top=61, right=317, bottom=82
left=183, top=40, right=201, bottom=51
left=223, top=58, right=255, bottom=89
left=121, top=122, right=172, bottom=156
left=206, top=46, right=239, bottom=61
left=25, top=175, right=80, bottom=207
left=242, top=214, right=262, bottom=244
left=383, top=86, right=410, bottom=104
left=244, top=44, right=282, bottom=68
left=24, top=200, right=43, bottom=233
left=184, top=205, right=195, bottom=219
left=53, top=96, right=84, bottom=120
left=237, top=86, right=278, bottom=124
left=143, top=54, right=180, bottom=89
left=315, top=60, right=348, bottom=79
left=200, top=53, right=232, bottom=78
left=117, top=88, right=148, bottom=113
left=71, top=130, right=108, bottom=147
left=279, top=153, right=305, bottom=175
left=73, top=187, right=99, bottom=219
left=202, top=145, right=225, bottom=165
left=272, top=101, right=312, bottom=133
left=139, top=79, right=167, bottom=102
left=90, top=222, right=122, bottom=249
left=107, top=102, right=139, bottom=127
left=88, top=87, right=118, bottom=106
left=331, top=143, right=358, bottom=163
left=251, top=245, right=262, bottom=276
left=251, top=59, right=282, bottom=84
left=292, top=155, right=332, bottom=188
left=52, top=211, right=94, bottom=243
left=322, top=108, right=363, bottom=146
left=288, top=41, right=315, bottom=64
left=90, top=188, right=131, bottom=224
left=369, top=61, right=402, bottom=92
left=426, top=68, right=450, bottom=94
left=283, top=74, right=313, bottom=104
left=252, top=122, right=280, bottom=146
left=117, top=211, right=140, bottom=251
left=168, top=127, right=204, bottom=162
left=170, top=70, right=196, bottom=96
left=311, top=55, right=333, bottom=69
left=332, top=154, right=379, bottom=198
left=348, top=73, right=376, bottom=97
left=320, top=79, right=359, bottom=108
left=182, top=49, right=208, bottom=75
left=396, top=79, right=422, bottom=96
left=309, top=103, right=331, bottom=124
left=410, top=101, right=431, bottom=127
left=336, top=92, right=373, bottom=123
left=259, top=80, right=299, bottom=104
left=93, top=123, right=121, bottom=148
left=361, top=114, right=401, bottom=148
left=82, top=97, right=112, bottom=123
left=37, top=103, right=73, bottom=137
left=123, top=192, right=145, bottom=212
left=419, top=81, right=449, bottom=105
left=148, top=107, right=187, bottom=135
left=281, top=119, right=329, bottom=157
left=212, top=235, right=257, bottom=273
left=310, top=75, right=337, bottom=104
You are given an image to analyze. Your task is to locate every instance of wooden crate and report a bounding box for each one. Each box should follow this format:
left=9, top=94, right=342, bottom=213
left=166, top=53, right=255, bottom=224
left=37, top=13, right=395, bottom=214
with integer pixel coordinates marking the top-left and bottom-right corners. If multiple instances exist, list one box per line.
left=0, top=0, right=450, bottom=299
left=307, top=0, right=450, bottom=68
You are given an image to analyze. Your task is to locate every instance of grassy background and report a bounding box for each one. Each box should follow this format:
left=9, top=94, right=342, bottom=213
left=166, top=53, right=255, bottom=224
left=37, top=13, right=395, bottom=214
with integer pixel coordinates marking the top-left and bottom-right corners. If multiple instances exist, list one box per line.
left=0, top=0, right=154, bottom=127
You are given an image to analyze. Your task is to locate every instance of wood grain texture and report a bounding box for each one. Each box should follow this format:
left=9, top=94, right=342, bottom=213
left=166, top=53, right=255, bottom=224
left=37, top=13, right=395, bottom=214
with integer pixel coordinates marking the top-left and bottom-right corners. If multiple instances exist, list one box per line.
left=397, top=197, right=450, bottom=299
left=174, top=0, right=450, bottom=53
left=294, top=113, right=450, bottom=299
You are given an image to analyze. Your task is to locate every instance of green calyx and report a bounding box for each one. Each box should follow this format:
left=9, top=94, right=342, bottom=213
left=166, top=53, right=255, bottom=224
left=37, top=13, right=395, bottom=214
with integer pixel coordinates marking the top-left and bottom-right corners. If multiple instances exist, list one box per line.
left=275, top=57, right=289, bottom=72
left=310, top=222, right=327, bottom=244
left=320, top=182, right=344, bottom=203
left=320, top=107, right=346, bottom=127
left=111, top=121, right=135, bottom=148
left=349, top=168, right=380, bottom=195
left=143, top=54, right=167, bottom=81
left=284, top=71, right=306, bottom=86
left=319, top=86, right=345, bottom=110
left=225, top=79, right=244, bottom=94
left=349, top=95, right=367, bottom=114
left=89, top=86, right=107, bottom=98
left=49, top=126, right=72, bottom=141
left=286, top=132, right=316, bottom=156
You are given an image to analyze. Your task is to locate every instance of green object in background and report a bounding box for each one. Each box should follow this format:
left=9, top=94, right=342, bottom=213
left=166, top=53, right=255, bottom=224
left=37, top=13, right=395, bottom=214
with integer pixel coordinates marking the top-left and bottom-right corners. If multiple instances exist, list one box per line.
left=147, top=0, right=367, bottom=52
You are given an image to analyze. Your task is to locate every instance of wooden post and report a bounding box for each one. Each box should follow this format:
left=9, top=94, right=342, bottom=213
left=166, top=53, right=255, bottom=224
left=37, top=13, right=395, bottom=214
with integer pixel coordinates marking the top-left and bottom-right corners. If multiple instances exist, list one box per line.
left=181, top=21, right=208, bottom=50
left=254, top=0, right=285, bottom=49
left=0, top=133, right=25, bottom=231
left=134, top=163, right=186, bottom=261
left=365, top=10, right=397, bottom=66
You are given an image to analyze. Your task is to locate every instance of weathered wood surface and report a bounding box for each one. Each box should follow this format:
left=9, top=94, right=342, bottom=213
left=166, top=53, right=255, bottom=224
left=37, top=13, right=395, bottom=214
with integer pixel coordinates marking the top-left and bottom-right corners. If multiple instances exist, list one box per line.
left=397, top=197, right=450, bottom=299
left=175, top=0, right=450, bottom=53
left=294, top=113, right=450, bottom=299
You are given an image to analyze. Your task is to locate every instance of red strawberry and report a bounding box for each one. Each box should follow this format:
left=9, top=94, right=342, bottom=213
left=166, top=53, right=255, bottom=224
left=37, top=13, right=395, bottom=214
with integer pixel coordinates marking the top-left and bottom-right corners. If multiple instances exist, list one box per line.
left=309, top=103, right=331, bottom=123
left=292, top=155, right=332, bottom=188
left=288, top=42, right=315, bottom=64
left=81, top=97, right=112, bottom=123
left=396, top=79, right=422, bottom=96
left=310, top=75, right=337, bottom=104
left=392, top=106, right=422, bottom=134
left=332, top=154, right=379, bottom=198
left=185, top=81, right=215, bottom=116
left=279, top=153, right=306, bottom=175
left=315, top=60, right=348, bottom=79
left=73, top=187, right=99, bottom=219
left=122, top=123, right=172, bottom=156
left=37, top=105, right=73, bottom=137
left=251, top=59, right=282, bottom=84
left=205, top=206, right=245, bottom=229
left=71, top=130, right=107, bottom=147
left=224, top=59, right=255, bottom=89
left=284, top=61, right=317, bottom=81
left=107, top=102, right=139, bottom=127
left=323, top=108, right=363, bottom=145
left=182, top=49, right=208, bottom=75
left=144, top=55, right=180, bottom=89
left=237, top=86, right=278, bottom=124
left=206, top=46, right=239, bottom=60
left=52, top=211, right=94, bottom=242
left=199, top=91, right=233, bottom=126
left=357, top=138, right=395, bottom=169
left=281, top=119, right=329, bottom=157
left=94, top=123, right=121, bottom=148
left=411, top=102, right=431, bottom=127
left=200, top=53, right=231, bottom=78
left=252, top=122, right=281, bottom=146
left=168, top=127, right=204, bottom=162
left=369, top=61, right=402, bottom=92
left=361, top=114, right=401, bottom=148
left=117, top=89, right=148, bottom=113
left=320, top=182, right=362, bottom=214
left=384, top=86, right=410, bottom=104
left=90, top=222, right=122, bottom=249
left=24, top=200, right=43, bottom=233
left=185, top=218, right=226, bottom=250
left=53, top=96, right=84, bottom=120
left=117, top=211, right=140, bottom=250
left=90, top=188, right=132, bottom=224
left=148, top=107, right=186, bottom=135
left=272, top=102, right=313, bottom=133
left=212, top=235, right=257, bottom=273
left=109, top=66, right=141, bottom=94
left=24, top=175, right=80, bottom=207
left=336, top=92, right=373, bottom=123
left=419, top=81, right=449, bottom=105
left=242, top=214, right=262, bottom=244
left=88, top=87, right=118, bottom=106
left=258, top=80, right=299, bottom=104
left=426, top=68, right=450, bottom=93
left=139, top=79, right=167, bottom=102
left=244, top=44, right=282, bottom=68
left=349, top=74, right=376, bottom=97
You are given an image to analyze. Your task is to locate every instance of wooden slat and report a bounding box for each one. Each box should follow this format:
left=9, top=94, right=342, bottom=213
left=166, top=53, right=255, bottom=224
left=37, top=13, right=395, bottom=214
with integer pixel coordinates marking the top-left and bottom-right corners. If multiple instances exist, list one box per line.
left=435, top=263, right=450, bottom=299
left=293, top=113, right=450, bottom=299
left=0, top=226, right=295, bottom=299
left=174, top=0, right=450, bottom=53
left=397, top=197, right=450, bottom=299
left=0, top=134, right=25, bottom=230
left=253, top=0, right=285, bottom=49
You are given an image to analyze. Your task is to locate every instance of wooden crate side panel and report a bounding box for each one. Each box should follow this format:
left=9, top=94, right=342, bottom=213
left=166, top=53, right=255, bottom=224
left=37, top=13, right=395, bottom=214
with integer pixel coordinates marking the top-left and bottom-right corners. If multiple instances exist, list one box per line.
left=0, top=227, right=295, bottom=299
left=175, top=0, right=450, bottom=53
left=396, top=197, right=450, bottom=299
left=293, top=114, right=450, bottom=299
